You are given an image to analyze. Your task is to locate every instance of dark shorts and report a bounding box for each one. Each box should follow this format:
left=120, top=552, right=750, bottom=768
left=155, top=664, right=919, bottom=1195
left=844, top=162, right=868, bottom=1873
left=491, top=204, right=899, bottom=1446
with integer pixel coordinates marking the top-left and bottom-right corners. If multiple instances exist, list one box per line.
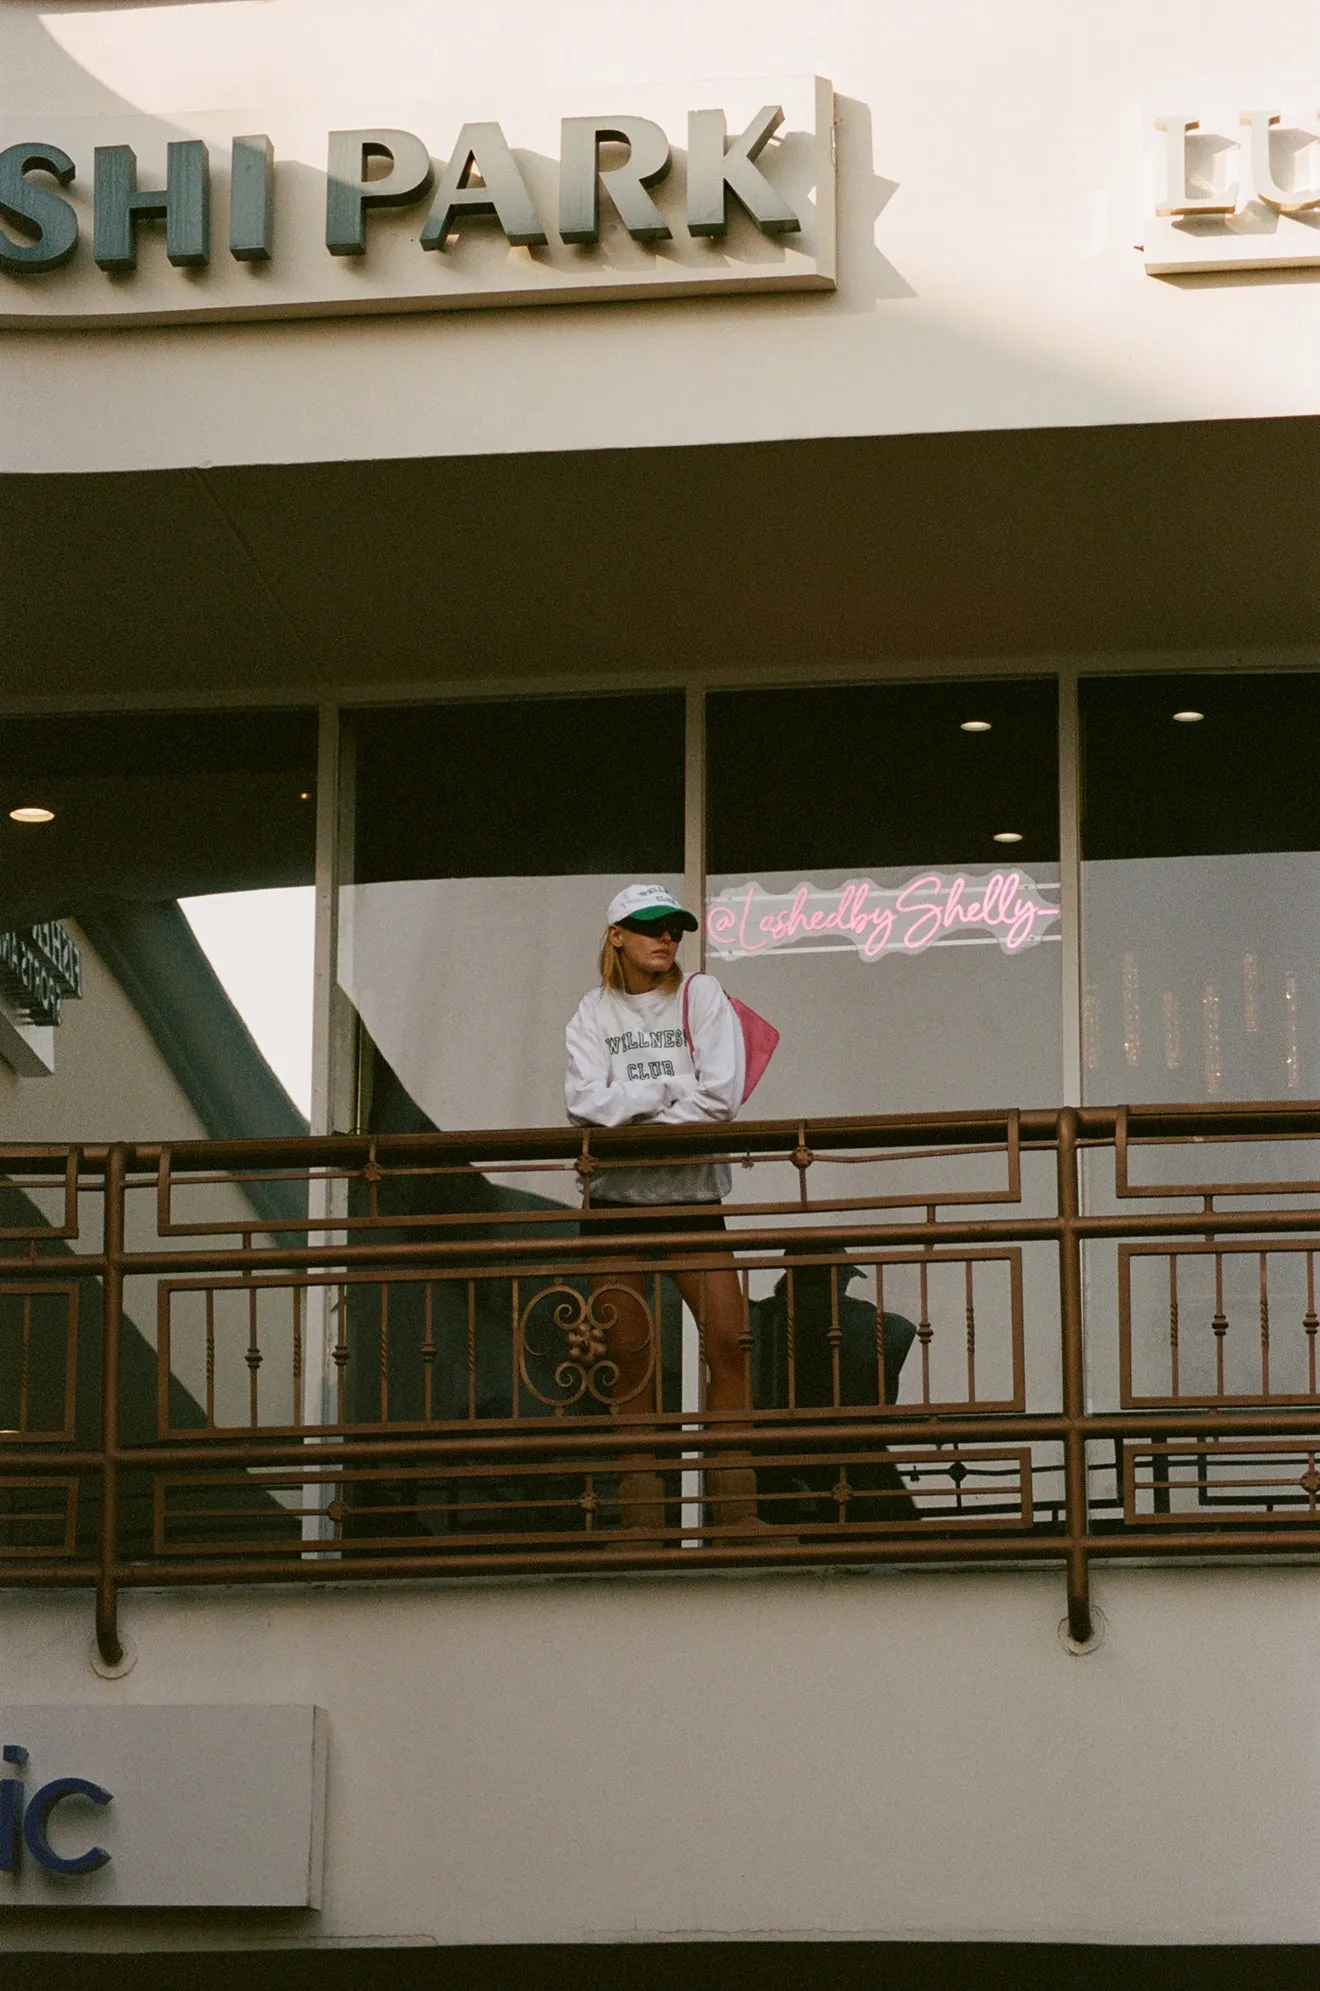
left=578, top=1201, right=728, bottom=1253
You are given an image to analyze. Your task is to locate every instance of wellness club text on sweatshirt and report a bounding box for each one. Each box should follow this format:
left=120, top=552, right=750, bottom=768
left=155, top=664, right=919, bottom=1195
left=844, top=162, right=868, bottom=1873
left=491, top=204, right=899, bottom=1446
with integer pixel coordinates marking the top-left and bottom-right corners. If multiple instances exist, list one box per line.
left=564, top=974, right=745, bottom=1205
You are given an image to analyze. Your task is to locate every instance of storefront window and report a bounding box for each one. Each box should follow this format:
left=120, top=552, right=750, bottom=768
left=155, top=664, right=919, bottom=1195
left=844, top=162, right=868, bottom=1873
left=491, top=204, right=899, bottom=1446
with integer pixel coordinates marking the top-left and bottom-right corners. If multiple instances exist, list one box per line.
left=0, top=708, right=318, bottom=1453
left=0, top=709, right=317, bottom=1146
left=343, top=694, right=686, bottom=1142
left=704, top=678, right=1064, bottom=1416
left=705, top=678, right=1063, bottom=1119
left=336, top=693, right=688, bottom=1428
left=1079, top=672, right=1320, bottom=1406
left=1080, top=673, right=1320, bottom=1105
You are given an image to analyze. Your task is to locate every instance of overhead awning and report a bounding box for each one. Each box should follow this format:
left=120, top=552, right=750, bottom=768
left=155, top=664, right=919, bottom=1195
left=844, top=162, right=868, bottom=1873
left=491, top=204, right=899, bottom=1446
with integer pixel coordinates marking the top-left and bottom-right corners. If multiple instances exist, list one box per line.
left=2, top=413, right=1319, bottom=706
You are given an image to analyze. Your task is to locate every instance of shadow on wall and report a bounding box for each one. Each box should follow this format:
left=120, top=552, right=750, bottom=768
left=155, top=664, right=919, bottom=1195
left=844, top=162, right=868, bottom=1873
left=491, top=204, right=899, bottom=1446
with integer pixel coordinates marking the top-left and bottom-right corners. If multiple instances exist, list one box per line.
left=834, top=93, right=914, bottom=309
left=12, top=0, right=270, bottom=14
left=1, top=10, right=259, bottom=123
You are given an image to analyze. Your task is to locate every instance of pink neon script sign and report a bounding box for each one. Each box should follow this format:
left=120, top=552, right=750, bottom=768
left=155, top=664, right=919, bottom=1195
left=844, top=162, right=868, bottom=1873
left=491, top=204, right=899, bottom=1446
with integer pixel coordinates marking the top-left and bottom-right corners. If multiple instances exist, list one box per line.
left=705, top=872, right=1060, bottom=962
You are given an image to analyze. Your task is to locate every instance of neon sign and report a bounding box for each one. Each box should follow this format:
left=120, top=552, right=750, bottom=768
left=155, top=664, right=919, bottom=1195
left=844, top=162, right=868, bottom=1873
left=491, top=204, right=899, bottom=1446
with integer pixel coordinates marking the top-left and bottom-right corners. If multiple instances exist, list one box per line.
left=706, top=872, right=1060, bottom=963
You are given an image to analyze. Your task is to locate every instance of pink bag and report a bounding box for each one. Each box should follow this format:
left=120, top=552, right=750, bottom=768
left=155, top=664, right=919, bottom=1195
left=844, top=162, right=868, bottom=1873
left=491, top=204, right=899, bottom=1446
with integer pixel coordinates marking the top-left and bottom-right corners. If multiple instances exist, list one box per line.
left=682, top=973, right=780, bottom=1104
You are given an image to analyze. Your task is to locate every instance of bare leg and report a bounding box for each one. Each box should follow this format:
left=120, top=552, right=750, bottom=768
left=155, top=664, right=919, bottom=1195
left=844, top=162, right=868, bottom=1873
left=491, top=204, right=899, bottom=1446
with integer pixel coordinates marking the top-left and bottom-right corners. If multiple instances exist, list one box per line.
left=670, top=1263, right=749, bottom=1417
left=589, top=1262, right=746, bottom=1416
left=673, top=1260, right=786, bottom=1533
left=592, top=1256, right=784, bottom=1534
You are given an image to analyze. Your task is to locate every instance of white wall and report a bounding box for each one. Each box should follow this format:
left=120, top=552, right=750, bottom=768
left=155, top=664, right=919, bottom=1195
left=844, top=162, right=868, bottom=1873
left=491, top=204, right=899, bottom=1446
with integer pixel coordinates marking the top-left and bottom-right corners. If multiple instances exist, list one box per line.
left=4, top=0, right=1320, bottom=474
left=2, top=1565, right=1319, bottom=1949
left=0, top=922, right=211, bottom=1153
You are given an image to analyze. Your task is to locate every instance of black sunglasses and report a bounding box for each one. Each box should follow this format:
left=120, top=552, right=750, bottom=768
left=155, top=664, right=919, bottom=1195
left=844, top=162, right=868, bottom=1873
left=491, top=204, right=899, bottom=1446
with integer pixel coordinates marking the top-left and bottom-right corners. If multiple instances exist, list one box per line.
left=617, top=915, right=688, bottom=941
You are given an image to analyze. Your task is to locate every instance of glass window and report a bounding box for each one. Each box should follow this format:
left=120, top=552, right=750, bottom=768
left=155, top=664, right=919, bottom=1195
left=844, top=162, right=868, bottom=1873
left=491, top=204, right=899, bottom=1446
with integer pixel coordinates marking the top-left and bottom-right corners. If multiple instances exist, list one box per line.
left=344, top=693, right=686, bottom=1139
left=705, top=678, right=1063, bottom=1118
left=0, top=708, right=318, bottom=1463
left=1080, top=673, right=1320, bottom=1103
left=338, top=693, right=689, bottom=1430
left=1078, top=673, right=1320, bottom=1420
left=0, top=709, right=317, bottom=1141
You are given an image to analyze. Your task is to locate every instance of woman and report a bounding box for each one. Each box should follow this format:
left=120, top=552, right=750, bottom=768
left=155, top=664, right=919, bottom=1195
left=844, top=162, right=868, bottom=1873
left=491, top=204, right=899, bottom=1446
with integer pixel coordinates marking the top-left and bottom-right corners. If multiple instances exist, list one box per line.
left=564, top=882, right=767, bottom=1533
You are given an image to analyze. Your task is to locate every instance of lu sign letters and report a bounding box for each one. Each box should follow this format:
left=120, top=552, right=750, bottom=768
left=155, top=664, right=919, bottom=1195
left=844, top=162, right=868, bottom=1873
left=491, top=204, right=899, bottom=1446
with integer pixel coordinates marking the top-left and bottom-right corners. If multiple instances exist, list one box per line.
left=1145, top=102, right=1320, bottom=273
left=0, top=77, right=834, bottom=326
left=0, top=1707, right=326, bottom=1908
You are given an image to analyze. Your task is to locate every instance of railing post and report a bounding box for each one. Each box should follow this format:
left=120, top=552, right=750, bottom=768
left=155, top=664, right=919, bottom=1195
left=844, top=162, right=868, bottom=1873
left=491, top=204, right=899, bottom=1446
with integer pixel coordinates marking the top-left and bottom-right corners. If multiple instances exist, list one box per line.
left=1056, top=1108, right=1092, bottom=1643
left=95, top=1143, right=126, bottom=1669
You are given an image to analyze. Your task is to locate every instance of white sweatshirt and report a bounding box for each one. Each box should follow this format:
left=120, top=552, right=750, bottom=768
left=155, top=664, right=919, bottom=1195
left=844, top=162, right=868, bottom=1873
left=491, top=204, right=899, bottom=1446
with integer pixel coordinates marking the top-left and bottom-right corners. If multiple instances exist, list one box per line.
left=564, top=973, right=745, bottom=1205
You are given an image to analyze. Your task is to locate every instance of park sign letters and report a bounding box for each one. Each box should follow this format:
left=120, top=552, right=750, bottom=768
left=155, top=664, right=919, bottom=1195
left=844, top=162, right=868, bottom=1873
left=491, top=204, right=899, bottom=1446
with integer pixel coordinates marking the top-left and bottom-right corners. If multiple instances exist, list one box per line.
left=0, top=78, right=834, bottom=326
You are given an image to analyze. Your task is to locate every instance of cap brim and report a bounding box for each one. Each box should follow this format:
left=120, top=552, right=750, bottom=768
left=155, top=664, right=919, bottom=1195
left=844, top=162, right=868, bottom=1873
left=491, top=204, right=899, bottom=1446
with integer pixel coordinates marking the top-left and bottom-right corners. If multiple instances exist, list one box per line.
left=630, top=906, right=699, bottom=932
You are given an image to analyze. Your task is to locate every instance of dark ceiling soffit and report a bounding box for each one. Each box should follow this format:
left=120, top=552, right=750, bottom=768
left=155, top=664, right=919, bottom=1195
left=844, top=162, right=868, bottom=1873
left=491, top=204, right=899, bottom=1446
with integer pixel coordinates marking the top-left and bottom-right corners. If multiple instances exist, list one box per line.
left=3, top=414, right=1320, bottom=698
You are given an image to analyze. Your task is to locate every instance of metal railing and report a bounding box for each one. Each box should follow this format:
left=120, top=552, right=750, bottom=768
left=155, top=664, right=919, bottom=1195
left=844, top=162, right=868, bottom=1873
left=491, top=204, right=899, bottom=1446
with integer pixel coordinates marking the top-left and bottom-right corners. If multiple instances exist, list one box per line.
left=4, top=1103, right=1320, bottom=1665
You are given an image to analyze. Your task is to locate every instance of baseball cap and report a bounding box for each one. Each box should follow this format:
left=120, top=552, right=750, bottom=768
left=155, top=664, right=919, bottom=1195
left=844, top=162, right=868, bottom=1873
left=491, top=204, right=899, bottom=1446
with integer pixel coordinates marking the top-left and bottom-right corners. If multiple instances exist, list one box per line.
left=606, top=883, right=699, bottom=933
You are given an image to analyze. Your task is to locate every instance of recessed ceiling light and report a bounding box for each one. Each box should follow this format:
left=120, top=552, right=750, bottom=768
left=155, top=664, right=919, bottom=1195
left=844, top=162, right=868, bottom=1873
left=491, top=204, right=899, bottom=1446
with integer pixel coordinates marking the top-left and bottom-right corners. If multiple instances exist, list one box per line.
left=993, top=831, right=1024, bottom=844
left=960, top=719, right=992, bottom=733
left=299, top=791, right=312, bottom=801
left=1172, top=709, right=1204, bottom=723
left=9, top=806, right=54, bottom=824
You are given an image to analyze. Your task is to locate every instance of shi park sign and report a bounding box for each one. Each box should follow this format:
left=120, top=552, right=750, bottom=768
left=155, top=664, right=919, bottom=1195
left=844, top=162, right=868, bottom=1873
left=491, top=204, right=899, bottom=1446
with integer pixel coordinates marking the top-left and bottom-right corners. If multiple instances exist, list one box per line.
left=0, top=78, right=834, bottom=327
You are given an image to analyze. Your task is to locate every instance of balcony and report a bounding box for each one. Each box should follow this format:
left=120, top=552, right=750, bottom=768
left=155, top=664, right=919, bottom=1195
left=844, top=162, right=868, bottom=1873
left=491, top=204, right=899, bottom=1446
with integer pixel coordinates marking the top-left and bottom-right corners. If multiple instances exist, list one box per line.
left=5, top=1104, right=1320, bottom=1667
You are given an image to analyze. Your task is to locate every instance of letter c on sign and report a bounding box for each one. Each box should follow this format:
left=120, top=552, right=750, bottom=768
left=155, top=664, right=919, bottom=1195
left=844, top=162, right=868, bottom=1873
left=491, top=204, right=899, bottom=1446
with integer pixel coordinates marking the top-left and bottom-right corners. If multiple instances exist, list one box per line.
left=23, top=1777, right=112, bottom=1875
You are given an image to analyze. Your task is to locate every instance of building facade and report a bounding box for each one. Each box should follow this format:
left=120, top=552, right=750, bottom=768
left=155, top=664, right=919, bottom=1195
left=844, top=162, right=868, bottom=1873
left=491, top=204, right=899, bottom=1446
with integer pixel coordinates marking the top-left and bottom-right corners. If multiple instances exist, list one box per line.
left=5, top=0, right=1320, bottom=1976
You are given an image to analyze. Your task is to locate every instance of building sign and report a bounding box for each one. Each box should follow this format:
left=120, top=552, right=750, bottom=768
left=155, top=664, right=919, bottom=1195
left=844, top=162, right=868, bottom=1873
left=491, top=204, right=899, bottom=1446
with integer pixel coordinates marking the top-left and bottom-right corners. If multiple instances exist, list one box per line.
left=0, top=1743, right=111, bottom=1878
left=706, top=872, right=1061, bottom=962
left=0, top=1706, right=326, bottom=1908
left=0, top=923, right=82, bottom=1027
left=0, top=77, right=834, bottom=327
left=1144, top=104, right=1320, bottom=273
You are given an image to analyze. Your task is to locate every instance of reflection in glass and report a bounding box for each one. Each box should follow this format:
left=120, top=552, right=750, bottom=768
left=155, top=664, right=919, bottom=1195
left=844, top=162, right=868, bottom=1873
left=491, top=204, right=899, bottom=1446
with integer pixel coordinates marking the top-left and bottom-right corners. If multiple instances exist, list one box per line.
left=0, top=709, right=317, bottom=1142
left=1081, top=673, right=1320, bottom=1105
left=706, top=679, right=1063, bottom=1119
left=1079, top=674, right=1320, bottom=1427
left=0, top=708, right=318, bottom=1504
left=180, top=886, right=315, bottom=1116
left=336, top=694, right=689, bottom=1434
left=343, top=695, right=686, bottom=1143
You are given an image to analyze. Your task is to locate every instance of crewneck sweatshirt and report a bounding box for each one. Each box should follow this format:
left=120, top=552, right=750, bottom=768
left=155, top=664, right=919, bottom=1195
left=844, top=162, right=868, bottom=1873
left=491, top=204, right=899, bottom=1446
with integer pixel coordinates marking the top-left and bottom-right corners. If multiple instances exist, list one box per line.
left=564, top=973, right=744, bottom=1204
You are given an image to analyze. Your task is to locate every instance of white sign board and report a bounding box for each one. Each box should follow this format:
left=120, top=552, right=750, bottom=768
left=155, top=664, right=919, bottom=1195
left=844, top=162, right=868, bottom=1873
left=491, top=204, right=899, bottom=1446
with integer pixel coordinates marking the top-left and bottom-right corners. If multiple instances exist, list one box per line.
left=0, top=76, right=834, bottom=328
left=0, top=1706, right=326, bottom=1908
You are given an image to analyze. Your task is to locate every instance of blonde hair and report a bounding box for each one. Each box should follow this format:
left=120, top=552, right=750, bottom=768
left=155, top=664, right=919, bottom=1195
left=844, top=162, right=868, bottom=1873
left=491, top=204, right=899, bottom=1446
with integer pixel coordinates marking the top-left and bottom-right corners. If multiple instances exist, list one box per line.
left=599, top=927, right=683, bottom=995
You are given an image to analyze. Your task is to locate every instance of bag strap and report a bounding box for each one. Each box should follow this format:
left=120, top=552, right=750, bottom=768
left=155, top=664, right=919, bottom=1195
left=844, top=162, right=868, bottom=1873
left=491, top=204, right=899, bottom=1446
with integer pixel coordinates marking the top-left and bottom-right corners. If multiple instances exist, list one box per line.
left=682, top=972, right=717, bottom=1072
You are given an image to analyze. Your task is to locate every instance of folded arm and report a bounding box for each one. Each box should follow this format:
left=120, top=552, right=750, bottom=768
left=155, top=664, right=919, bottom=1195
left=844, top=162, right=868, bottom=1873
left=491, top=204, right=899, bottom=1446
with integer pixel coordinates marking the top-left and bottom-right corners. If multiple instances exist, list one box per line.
left=565, top=1001, right=668, bottom=1127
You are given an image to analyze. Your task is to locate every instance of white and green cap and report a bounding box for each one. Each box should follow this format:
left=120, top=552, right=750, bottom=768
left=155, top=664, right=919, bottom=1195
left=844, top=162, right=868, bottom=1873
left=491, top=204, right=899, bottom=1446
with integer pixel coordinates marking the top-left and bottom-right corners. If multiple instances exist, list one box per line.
left=606, top=883, right=699, bottom=932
